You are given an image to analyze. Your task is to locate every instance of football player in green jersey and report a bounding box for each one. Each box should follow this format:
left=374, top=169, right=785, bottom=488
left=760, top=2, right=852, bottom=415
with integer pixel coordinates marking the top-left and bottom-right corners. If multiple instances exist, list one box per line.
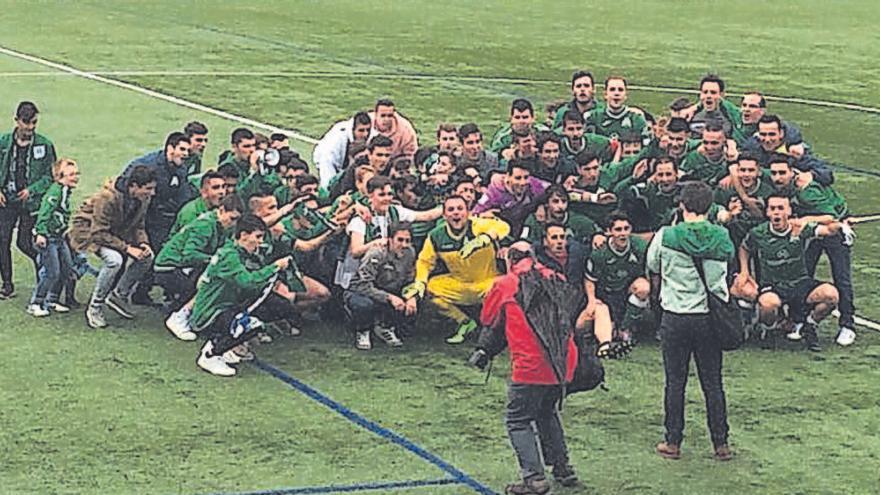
left=489, top=99, right=550, bottom=153
left=736, top=194, right=842, bottom=351
left=584, top=211, right=651, bottom=342
left=552, top=70, right=599, bottom=130
left=585, top=76, right=650, bottom=144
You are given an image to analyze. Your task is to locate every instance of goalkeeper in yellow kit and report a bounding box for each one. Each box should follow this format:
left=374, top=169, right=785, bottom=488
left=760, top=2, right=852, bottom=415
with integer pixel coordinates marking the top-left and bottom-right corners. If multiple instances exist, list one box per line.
left=407, top=195, right=510, bottom=343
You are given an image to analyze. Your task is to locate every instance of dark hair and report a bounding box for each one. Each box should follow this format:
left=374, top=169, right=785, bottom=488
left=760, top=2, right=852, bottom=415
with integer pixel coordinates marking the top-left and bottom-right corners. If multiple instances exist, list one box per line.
left=507, top=243, right=534, bottom=264
left=389, top=222, right=413, bottom=238
left=745, top=92, right=767, bottom=108
left=562, top=110, right=585, bottom=127
left=353, top=111, right=372, bottom=127
left=678, top=181, right=714, bottom=215
left=15, top=101, right=38, bottom=122
left=571, top=70, right=594, bottom=87
left=217, top=163, right=240, bottom=179
left=231, top=127, right=255, bottom=145
left=457, top=123, right=481, bottom=142
left=669, top=97, right=692, bottom=112
left=759, top=114, right=783, bottom=130
left=443, top=194, right=468, bottom=209
left=766, top=193, right=791, bottom=205
left=512, top=127, right=535, bottom=141
left=510, top=98, right=534, bottom=116
left=700, top=74, right=725, bottom=92
left=604, top=76, right=627, bottom=89
left=353, top=155, right=371, bottom=168
left=165, top=131, right=190, bottom=149
left=536, top=132, right=561, bottom=151
left=605, top=210, right=631, bottom=230
left=220, top=193, right=244, bottom=213
left=507, top=158, right=532, bottom=175
left=199, top=170, right=223, bottom=187
left=574, top=150, right=600, bottom=167
left=545, top=184, right=568, bottom=202
left=544, top=221, right=567, bottom=235
left=375, top=98, right=395, bottom=110
left=737, top=152, right=760, bottom=164
left=367, top=135, right=393, bottom=151
left=767, top=153, right=792, bottom=168
left=235, top=214, right=267, bottom=237
left=703, top=121, right=725, bottom=135
left=128, top=165, right=156, bottom=187
left=618, top=129, right=642, bottom=144
left=184, top=121, right=208, bottom=137
left=295, top=174, right=319, bottom=189
left=366, top=175, right=392, bottom=193
left=393, top=174, right=420, bottom=194
left=436, top=122, right=457, bottom=137
left=348, top=141, right=368, bottom=159
left=270, top=133, right=287, bottom=142
left=666, top=117, right=690, bottom=134
left=654, top=154, right=679, bottom=171
left=288, top=157, right=309, bottom=173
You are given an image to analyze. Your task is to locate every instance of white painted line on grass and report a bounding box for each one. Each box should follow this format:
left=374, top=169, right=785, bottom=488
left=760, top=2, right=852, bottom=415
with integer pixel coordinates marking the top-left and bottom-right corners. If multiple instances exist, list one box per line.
left=2, top=67, right=879, bottom=115
left=2, top=46, right=880, bottom=333
left=0, top=48, right=318, bottom=145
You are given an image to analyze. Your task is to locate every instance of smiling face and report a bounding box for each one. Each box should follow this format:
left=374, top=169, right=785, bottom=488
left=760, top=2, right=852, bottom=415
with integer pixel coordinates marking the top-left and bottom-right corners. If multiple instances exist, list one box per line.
left=506, top=166, right=531, bottom=196
left=758, top=121, right=784, bottom=151
left=437, top=129, right=459, bottom=151
left=369, top=184, right=394, bottom=214
left=654, top=161, right=677, bottom=193
left=454, top=181, right=477, bottom=208
left=461, top=131, right=483, bottom=158
left=539, top=140, right=560, bottom=167
left=238, top=229, right=265, bottom=254
left=443, top=197, right=469, bottom=231
left=167, top=141, right=191, bottom=166
left=129, top=181, right=157, bottom=202
left=58, top=163, right=80, bottom=188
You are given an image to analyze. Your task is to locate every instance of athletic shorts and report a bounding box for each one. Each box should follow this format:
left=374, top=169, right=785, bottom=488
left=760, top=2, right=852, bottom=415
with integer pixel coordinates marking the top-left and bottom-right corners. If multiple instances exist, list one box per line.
left=598, top=290, right=627, bottom=324
left=760, top=278, right=822, bottom=322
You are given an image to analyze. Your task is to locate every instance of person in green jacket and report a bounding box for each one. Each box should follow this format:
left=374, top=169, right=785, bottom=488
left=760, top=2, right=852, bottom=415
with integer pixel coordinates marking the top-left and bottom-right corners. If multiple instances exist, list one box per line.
left=552, top=70, right=600, bottom=130
left=27, top=158, right=78, bottom=316
left=521, top=184, right=601, bottom=246
left=193, top=214, right=292, bottom=377
left=156, top=194, right=244, bottom=340
left=170, top=170, right=227, bottom=236
left=218, top=128, right=257, bottom=180
left=182, top=121, right=209, bottom=178
left=584, top=77, right=651, bottom=145
left=0, top=102, right=57, bottom=298
left=489, top=98, right=550, bottom=153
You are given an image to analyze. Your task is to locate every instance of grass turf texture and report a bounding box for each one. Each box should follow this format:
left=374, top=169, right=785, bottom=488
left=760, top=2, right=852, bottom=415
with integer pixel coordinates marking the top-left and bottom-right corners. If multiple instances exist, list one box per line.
left=1, top=1, right=880, bottom=493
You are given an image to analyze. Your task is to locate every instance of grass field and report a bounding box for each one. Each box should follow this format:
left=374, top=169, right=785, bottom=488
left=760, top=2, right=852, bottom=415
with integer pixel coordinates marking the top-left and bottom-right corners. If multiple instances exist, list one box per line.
left=1, top=2, right=879, bottom=494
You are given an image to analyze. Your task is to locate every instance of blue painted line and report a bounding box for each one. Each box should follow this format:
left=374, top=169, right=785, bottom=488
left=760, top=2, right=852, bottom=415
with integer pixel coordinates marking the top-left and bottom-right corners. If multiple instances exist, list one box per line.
left=250, top=359, right=500, bottom=495
left=204, top=477, right=460, bottom=495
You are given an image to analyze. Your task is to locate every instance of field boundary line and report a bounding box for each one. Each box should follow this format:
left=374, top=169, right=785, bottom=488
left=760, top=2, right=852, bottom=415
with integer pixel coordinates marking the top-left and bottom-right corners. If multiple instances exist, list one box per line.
left=2, top=45, right=879, bottom=333
left=201, top=477, right=460, bottom=495
left=1, top=67, right=879, bottom=115
left=0, top=47, right=318, bottom=145
left=250, top=359, right=499, bottom=495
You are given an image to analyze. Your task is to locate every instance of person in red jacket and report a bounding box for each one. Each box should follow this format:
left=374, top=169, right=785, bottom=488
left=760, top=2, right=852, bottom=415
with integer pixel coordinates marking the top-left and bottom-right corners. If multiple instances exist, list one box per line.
left=471, top=241, right=580, bottom=495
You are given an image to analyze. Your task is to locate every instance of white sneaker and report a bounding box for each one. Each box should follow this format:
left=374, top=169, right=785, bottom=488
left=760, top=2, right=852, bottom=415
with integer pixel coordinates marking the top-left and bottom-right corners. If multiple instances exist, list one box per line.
left=223, top=350, right=242, bottom=364
left=836, top=327, right=856, bottom=346
left=197, top=342, right=236, bottom=377
left=165, top=310, right=196, bottom=341
left=26, top=304, right=50, bottom=317
left=373, top=324, right=403, bottom=347
left=355, top=330, right=372, bottom=350
left=786, top=323, right=803, bottom=341
left=48, top=303, right=70, bottom=313
left=86, top=304, right=108, bottom=328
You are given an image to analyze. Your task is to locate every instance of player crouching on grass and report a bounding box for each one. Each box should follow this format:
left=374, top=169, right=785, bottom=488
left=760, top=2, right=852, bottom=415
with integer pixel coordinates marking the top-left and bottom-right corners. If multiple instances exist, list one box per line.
left=155, top=194, right=244, bottom=340
left=732, top=194, right=842, bottom=352
left=192, top=215, right=293, bottom=377
left=27, top=158, right=79, bottom=317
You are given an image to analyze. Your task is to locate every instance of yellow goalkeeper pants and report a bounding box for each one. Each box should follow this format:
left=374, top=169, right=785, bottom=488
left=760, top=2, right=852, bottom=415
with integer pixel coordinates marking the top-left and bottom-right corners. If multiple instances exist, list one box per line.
left=426, top=274, right=494, bottom=324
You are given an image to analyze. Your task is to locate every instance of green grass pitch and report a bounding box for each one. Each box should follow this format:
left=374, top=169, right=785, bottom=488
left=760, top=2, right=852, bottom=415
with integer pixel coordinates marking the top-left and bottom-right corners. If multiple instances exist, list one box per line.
left=1, top=1, right=879, bottom=494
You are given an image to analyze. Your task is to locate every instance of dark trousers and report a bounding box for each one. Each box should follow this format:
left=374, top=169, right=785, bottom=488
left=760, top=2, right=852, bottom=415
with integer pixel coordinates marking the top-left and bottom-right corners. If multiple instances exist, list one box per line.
left=804, top=233, right=854, bottom=328
left=206, top=293, right=292, bottom=356
left=0, top=204, right=37, bottom=283
left=660, top=311, right=729, bottom=447
left=134, top=221, right=172, bottom=298
left=155, top=267, right=201, bottom=310
left=505, top=383, right=569, bottom=480
left=343, top=290, right=413, bottom=334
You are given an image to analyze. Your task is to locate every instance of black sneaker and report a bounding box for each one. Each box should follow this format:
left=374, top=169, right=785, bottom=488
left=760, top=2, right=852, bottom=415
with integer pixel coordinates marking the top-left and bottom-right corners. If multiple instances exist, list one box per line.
left=106, top=291, right=135, bottom=319
left=551, top=464, right=579, bottom=487
left=0, top=282, right=15, bottom=299
left=802, top=323, right=821, bottom=352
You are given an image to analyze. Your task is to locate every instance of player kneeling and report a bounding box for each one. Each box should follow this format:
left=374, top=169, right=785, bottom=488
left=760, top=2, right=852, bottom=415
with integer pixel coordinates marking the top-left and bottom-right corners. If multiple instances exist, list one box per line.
left=733, top=194, right=841, bottom=352
left=191, top=215, right=293, bottom=377
left=584, top=211, right=652, bottom=345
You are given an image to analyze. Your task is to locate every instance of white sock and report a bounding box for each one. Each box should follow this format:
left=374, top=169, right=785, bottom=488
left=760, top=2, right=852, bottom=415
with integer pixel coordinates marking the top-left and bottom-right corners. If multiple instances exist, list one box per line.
left=806, top=314, right=818, bottom=326
left=628, top=293, right=649, bottom=308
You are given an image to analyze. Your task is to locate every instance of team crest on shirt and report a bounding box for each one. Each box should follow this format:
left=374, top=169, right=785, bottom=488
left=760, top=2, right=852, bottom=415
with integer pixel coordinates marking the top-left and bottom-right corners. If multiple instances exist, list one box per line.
left=33, top=145, right=46, bottom=160
left=622, top=116, right=632, bottom=128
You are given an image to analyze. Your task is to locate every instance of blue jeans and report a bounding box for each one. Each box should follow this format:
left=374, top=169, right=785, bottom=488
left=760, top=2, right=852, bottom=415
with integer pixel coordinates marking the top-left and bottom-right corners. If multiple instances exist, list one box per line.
left=804, top=232, right=854, bottom=328
left=30, top=238, right=74, bottom=306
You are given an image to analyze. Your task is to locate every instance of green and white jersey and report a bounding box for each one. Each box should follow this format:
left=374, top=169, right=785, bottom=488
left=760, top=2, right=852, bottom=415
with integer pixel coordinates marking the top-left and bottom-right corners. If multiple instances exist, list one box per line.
left=520, top=211, right=599, bottom=245
left=679, top=150, right=730, bottom=186
left=586, top=236, right=648, bottom=295
left=584, top=103, right=651, bottom=145
left=558, top=133, right=615, bottom=165
left=170, top=197, right=210, bottom=236
left=743, top=221, right=818, bottom=292
left=714, top=180, right=775, bottom=247
left=155, top=210, right=229, bottom=269
left=792, top=182, right=849, bottom=220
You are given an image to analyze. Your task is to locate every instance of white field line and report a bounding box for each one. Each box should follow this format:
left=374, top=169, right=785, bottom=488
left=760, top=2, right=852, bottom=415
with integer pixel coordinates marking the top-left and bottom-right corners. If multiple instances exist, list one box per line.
left=1, top=46, right=879, bottom=333
left=1, top=68, right=880, bottom=115
left=0, top=50, right=318, bottom=145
